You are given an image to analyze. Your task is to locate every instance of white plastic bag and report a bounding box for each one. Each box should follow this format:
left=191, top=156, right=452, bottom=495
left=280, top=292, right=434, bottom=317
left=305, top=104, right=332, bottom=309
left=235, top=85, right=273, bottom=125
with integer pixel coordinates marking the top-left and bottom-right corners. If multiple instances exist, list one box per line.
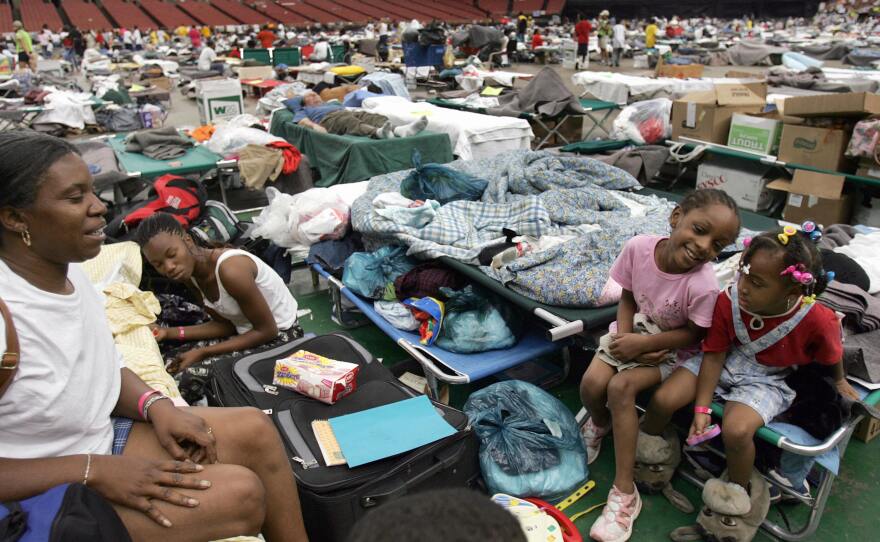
left=251, top=187, right=350, bottom=251
left=611, top=98, right=672, bottom=145
left=204, top=125, right=284, bottom=156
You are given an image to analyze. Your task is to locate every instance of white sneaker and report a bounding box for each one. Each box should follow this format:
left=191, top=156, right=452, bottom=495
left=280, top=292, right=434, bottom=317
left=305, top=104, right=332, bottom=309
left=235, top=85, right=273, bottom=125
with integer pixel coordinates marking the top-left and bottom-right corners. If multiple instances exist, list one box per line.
left=590, top=485, right=642, bottom=542
left=768, top=468, right=811, bottom=500
left=580, top=416, right=610, bottom=464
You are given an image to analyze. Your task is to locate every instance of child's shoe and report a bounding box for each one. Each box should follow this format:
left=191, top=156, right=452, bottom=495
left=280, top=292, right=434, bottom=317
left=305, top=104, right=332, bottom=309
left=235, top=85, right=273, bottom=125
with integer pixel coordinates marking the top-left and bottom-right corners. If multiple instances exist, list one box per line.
left=768, top=468, right=811, bottom=502
left=580, top=416, right=610, bottom=464
left=589, top=485, right=642, bottom=542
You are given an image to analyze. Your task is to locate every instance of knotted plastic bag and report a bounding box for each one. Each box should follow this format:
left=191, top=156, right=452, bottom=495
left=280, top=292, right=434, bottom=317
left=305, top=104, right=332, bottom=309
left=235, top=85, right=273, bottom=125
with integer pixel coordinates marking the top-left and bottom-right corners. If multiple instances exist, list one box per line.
left=400, top=150, right=488, bottom=205
left=435, top=285, right=519, bottom=353
left=464, top=381, right=589, bottom=499
left=342, top=246, right=417, bottom=299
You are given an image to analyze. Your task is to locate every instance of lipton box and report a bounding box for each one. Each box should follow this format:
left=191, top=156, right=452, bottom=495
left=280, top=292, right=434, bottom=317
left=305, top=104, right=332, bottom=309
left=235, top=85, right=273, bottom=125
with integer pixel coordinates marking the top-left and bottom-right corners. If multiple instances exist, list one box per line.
left=767, top=170, right=854, bottom=226
left=696, top=155, right=781, bottom=212
left=777, top=124, right=853, bottom=173
left=671, top=83, right=767, bottom=144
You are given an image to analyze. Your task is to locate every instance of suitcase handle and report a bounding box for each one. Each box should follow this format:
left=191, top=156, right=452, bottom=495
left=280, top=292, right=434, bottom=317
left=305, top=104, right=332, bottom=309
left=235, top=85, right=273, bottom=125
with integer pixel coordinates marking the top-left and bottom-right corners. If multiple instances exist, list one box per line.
left=360, top=432, right=470, bottom=508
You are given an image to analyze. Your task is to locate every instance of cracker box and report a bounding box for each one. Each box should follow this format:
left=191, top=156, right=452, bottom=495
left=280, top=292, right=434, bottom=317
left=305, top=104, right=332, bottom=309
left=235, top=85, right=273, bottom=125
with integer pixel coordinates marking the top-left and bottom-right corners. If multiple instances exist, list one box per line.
left=273, top=350, right=359, bottom=404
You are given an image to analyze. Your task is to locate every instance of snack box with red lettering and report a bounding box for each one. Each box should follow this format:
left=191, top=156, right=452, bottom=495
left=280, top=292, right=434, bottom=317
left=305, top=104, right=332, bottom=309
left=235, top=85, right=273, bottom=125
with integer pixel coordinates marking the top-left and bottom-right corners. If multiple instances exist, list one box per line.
left=273, top=350, right=359, bottom=405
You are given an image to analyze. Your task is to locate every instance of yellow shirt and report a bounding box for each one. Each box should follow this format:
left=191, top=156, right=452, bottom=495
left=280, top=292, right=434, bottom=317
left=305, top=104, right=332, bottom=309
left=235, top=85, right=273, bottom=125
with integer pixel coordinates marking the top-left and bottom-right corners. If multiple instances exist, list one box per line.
left=201, top=26, right=211, bottom=38
left=645, top=24, right=658, bottom=48
left=175, top=26, right=188, bottom=37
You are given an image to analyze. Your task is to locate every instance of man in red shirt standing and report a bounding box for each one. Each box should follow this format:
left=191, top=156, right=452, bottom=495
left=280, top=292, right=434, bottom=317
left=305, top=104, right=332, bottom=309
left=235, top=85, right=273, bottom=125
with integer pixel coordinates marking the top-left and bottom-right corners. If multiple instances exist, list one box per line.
left=257, top=25, right=276, bottom=49
left=574, top=14, right=592, bottom=70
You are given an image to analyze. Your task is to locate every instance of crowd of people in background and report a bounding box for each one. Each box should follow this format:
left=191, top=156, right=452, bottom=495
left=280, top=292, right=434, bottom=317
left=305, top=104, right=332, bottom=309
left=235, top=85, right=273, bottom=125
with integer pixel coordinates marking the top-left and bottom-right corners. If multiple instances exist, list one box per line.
left=3, top=3, right=880, bottom=74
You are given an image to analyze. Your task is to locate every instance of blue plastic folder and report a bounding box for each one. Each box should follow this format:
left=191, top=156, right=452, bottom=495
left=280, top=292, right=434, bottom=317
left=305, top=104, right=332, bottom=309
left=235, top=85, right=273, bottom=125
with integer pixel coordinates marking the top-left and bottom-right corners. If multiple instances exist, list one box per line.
left=329, top=396, right=457, bottom=468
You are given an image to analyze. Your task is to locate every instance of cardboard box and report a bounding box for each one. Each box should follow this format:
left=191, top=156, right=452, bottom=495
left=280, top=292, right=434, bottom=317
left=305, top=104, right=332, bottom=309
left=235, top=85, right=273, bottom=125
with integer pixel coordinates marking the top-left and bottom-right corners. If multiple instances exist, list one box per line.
left=671, top=83, right=766, bottom=144
left=854, top=417, right=880, bottom=443
left=656, top=57, right=705, bottom=79
left=272, top=350, right=359, bottom=405
left=696, top=155, right=781, bottom=212
left=766, top=170, right=854, bottom=225
left=196, top=78, right=243, bottom=124
left=777, top=124, right=852, bottom=172
left=727, top=113, right=782, bottom=155
left=856, top=160, right=880, bottom=180
left=782, top=92, right=880, bottom=118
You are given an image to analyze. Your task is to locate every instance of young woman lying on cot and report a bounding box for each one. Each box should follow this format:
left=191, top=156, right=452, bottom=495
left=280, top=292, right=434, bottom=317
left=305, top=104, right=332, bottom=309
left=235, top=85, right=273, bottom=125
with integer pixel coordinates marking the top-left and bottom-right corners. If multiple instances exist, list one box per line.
left=0, top=131, right=308, bottom=542
left=135, top=213, right=303, bottom=404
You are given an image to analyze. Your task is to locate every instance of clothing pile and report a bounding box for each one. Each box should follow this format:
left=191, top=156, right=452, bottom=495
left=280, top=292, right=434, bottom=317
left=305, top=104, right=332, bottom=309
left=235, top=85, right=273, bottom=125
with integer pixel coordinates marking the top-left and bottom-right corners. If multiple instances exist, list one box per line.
left=817, top=225, right=880, bottom=384
left=124, top=127, right=192, bottom=160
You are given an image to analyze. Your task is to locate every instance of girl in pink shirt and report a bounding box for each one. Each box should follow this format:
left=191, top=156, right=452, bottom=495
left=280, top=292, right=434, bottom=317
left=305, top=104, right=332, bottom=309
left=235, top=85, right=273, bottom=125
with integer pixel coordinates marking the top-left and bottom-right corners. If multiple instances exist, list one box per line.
left=582, top=189, right=742, bottom=542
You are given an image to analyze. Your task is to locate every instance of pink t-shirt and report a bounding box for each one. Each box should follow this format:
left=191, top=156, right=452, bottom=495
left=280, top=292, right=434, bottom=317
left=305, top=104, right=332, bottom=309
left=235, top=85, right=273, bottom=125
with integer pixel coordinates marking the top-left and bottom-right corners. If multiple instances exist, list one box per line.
left=608, top=235, right=719, bottom=359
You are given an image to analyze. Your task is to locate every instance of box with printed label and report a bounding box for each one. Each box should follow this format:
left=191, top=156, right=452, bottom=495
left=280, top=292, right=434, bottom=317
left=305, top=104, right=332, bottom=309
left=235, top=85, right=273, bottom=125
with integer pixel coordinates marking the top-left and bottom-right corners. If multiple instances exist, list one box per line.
left=696, top=155, right=781, bottom=212
left=777, top=124, right=852, bottom=173
left=766, top=170, right=854, bottom=226
left=196, top=78, right=244, bottom=124
left=273, top=350, right=359, bottom=405
left=727, top=113, right=783, bottom=155
left=671, top=83, right=766, bottom=144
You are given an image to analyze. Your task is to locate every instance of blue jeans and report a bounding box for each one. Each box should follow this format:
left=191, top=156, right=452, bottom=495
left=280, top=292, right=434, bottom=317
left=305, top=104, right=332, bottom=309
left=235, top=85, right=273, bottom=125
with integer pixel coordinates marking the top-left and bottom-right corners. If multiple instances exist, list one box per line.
left=779, top=452, right=813, bottom=488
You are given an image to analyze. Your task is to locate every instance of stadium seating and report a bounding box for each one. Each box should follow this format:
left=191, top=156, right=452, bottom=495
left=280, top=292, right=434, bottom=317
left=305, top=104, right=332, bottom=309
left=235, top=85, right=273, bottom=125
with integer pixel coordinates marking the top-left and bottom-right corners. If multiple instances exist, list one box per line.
left=511, top=0, right=545, bottom=13
left=19, top=0, right=64, bottom=32
left=385, top=0, right=458, bottom=22
left=435, top=0, right=488, bottom=19
left=330, top=0, right=386, bottom=21
left=212, top=0, right=276, bottom=24
left=478, top=0, right=510, bottom=18
left=303, top=0, right=364, bottom=23
left=275, top=1, right=340, bottom=24
left=358, top=0, right=426, bottom=22
left=177, top=1, right=239, bottom=25
left=62, top=0, right=114, bottom=30
left=545, top=0, right=567, bottom=14
left=139, top=0, right=198, bottom=28
left=101, top=0, right=157, bottom=30
left=248, top=1, right=310, bottom=25
left=0, top=3, right=13, bottom=34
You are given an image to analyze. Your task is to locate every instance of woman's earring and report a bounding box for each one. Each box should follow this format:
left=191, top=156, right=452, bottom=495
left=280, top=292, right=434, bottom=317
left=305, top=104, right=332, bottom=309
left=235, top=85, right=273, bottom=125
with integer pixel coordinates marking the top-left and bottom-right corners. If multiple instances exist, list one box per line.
left=20, top=228, right=31, bottom=247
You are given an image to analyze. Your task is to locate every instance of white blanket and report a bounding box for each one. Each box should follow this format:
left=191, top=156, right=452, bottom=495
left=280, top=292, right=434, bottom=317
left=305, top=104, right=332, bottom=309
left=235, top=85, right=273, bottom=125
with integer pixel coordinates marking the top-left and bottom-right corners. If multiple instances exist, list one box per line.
left=361, top=96, right=533, bottom=161
left=571, top=71, right=762, bottom=104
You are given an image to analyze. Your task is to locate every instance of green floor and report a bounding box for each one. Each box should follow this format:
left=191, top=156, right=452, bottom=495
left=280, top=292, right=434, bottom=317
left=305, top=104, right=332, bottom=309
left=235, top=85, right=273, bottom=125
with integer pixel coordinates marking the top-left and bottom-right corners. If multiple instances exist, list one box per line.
left=289, top=267, right=880, bottom=541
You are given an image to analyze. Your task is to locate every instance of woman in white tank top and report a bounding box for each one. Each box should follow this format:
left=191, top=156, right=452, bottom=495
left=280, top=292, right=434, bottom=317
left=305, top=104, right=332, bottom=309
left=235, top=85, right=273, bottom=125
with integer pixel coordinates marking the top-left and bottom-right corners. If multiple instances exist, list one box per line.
left=136, top=213, right=302, bottom=403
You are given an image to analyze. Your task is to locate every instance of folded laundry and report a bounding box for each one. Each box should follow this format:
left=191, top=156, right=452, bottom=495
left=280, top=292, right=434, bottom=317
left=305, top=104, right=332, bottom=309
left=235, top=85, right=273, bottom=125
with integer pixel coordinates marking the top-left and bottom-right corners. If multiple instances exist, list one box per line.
left=819, top=281, right=880, bottom=333
left=124, top=126, right=192, bottom=160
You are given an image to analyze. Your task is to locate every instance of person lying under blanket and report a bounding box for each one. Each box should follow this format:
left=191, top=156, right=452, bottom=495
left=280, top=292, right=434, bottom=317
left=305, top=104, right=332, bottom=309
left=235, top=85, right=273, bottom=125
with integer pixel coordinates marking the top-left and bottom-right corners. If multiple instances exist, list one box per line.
left=284, top=91, right=428, bottom=139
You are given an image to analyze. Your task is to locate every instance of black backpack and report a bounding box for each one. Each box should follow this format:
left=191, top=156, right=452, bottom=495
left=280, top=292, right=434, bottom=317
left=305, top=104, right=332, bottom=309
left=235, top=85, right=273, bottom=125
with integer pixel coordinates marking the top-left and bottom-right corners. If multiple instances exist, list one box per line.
left=0, top=483, right=131, bottom=542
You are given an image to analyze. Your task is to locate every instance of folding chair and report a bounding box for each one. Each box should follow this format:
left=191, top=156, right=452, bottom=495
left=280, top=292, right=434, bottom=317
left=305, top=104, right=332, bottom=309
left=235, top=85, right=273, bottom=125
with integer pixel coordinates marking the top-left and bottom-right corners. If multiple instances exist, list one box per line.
left=242, top=48, right=271, bottom=65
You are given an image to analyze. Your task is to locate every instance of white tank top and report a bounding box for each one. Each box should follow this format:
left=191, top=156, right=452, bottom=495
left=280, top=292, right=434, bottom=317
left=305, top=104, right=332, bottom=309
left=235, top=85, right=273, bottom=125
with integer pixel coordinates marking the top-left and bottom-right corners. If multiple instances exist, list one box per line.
left=200, top=249, right=298, bottom=335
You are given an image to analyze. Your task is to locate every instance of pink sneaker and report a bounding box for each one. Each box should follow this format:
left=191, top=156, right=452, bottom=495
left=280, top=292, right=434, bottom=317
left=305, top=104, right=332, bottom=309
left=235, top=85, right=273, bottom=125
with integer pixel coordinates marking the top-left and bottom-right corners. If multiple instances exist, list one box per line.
left=580, top=416, right=610, bottom=465
left=589, top=485, right=642, bottom=542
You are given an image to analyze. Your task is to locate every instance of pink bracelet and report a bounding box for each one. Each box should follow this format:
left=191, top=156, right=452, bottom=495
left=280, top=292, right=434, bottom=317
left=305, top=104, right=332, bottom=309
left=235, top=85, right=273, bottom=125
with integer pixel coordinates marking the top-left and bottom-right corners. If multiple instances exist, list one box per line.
left=178, top=326, right=186, bottom=340
left=137, top=390, right=160, bottom=420
left=694, top=406, right=712, bottom=415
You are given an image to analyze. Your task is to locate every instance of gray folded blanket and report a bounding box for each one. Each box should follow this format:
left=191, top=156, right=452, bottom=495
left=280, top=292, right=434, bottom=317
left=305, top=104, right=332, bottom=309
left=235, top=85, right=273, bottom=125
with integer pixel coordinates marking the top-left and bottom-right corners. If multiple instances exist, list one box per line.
left=125, top=127, right=192, bottom=160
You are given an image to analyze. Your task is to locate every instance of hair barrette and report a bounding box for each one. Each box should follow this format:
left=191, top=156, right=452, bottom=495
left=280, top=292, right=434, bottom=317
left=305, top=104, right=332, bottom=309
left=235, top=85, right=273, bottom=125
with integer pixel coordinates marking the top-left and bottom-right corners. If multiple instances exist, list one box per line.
left=742, top=237, right=752, bottom=248
left=740, top=263, right=751, bottom=275
left=781, top=264, right=814, bottom=285
left=778, top=225, right=797, bottom=245
left=802, top=294, right=817, bottom=307
left=801, top=220, right=824, bottom=242
left=826, top=271, right=836, bottom=282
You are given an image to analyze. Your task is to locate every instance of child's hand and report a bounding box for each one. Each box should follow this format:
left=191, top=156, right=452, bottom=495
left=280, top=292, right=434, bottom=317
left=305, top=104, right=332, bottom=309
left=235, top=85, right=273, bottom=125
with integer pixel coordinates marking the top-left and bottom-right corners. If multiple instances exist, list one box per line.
left=609, top=333, right=648, bottom=362
left=689, top=413, right=712, bottom=440
left=836, top=379, right=861, bottom=401
left=150, top=325, right=169, bottom=342
left=636, top=349, right=671, bottom=365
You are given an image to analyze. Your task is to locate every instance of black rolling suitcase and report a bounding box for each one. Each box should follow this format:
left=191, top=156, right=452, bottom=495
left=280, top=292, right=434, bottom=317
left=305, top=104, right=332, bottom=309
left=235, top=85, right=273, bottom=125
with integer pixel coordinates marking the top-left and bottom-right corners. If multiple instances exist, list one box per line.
left=276, top=378, right=480, bottom=542
left=209, top=333, right=481, bottom=542
left=208, top=332, right=386, bottom=411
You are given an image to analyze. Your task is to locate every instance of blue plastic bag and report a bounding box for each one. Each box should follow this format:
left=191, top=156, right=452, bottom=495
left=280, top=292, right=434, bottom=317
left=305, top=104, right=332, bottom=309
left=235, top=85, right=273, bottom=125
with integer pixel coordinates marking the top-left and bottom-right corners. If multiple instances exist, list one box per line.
left=400, top=150, right=488, bottom=205
left=464, top=380, right=589, bottom=500
left=435, top=286, right=518, bottom=353
left=342, top=246, right=417, bottom=299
